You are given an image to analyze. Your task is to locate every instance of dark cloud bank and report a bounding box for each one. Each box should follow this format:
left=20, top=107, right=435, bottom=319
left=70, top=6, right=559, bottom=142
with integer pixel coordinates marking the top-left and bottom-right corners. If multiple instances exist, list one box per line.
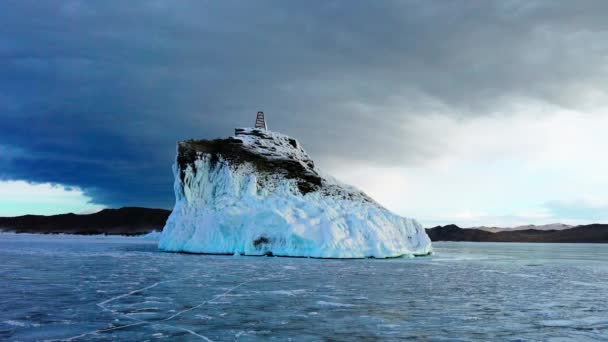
left=1, top=0, right=607, bottom=208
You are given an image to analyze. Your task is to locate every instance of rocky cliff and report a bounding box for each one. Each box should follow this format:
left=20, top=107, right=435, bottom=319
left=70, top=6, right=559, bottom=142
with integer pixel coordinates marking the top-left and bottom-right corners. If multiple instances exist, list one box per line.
left=158, top=128, right=432, bottom=258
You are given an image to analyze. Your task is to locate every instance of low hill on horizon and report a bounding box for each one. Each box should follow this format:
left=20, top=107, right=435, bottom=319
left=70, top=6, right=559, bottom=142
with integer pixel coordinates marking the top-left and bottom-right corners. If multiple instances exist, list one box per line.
left=427, top=224, right=608, bottom=243
left=1, top=207, right=607, bottom=242
left=0, top=207, right=170, bottom=235
left=471, top=223, right=574, bottom=233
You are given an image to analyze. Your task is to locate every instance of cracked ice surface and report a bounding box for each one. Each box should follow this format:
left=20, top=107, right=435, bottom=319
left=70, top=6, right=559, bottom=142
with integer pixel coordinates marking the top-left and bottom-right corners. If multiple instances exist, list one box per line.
left=1, top=234, right=608, bottom=341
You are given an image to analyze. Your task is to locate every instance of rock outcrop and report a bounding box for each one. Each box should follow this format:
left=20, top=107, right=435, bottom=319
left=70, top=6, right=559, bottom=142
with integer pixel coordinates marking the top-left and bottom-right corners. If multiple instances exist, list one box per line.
left=159, top=128, right=432, bottom=258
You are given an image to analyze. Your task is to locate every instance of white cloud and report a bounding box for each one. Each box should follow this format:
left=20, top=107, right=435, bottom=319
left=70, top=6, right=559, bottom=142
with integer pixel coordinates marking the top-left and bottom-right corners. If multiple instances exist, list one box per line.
left=323, top=101, right=608, bottom=227
left=0, top=180, right=105, bottom=216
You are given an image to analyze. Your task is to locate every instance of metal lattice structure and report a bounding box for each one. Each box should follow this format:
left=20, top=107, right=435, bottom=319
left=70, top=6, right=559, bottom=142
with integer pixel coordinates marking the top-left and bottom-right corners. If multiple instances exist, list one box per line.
left=255, top=111, right=267, bottom=130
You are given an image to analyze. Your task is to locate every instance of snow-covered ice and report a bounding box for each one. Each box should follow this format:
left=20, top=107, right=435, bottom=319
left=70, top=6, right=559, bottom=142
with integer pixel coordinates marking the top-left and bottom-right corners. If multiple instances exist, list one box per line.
left=159, top=128, right=432, bottom=258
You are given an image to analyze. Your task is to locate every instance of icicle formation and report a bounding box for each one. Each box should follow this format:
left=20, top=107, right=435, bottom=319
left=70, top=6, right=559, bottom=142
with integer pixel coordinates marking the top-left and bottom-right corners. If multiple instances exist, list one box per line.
left=159, top=127, right=432, bottom=258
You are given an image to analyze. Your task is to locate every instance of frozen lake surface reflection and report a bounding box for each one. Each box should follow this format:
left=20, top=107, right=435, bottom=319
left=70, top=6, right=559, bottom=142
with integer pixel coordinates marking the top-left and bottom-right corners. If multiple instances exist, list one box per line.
left=1, top=234, right=607, bottom=341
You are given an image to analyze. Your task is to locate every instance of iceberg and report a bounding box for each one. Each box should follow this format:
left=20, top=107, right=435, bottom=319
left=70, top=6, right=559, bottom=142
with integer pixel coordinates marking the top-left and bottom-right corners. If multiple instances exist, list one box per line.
left=159, top=127, right=432, bottom=258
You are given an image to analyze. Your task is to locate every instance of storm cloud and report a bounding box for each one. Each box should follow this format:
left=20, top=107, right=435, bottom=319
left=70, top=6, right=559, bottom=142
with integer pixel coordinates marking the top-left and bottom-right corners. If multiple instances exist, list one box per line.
left=2, top=0, right=608, bottom=209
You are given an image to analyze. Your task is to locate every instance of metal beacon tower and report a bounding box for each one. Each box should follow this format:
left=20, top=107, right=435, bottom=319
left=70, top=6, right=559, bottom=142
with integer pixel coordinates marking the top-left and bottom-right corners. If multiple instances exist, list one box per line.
left=255, top=111, right=268, bottom=130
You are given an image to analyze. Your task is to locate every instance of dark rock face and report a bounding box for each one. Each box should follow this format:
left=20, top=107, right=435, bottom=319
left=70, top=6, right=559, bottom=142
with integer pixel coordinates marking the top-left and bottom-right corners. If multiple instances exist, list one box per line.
left=177, top=128, right=373, bottom=201
left=178, top=137, right=322, bottom=195
left=0, top=207, right=170, bottom=235
left=426, top=224, right=608, bottom=243
left=253, top=236, right=271, bottom=247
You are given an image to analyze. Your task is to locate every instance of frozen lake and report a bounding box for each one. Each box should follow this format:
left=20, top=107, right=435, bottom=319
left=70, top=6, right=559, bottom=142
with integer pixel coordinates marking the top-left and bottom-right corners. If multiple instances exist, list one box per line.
left=1, top=234, right=607, bottom=341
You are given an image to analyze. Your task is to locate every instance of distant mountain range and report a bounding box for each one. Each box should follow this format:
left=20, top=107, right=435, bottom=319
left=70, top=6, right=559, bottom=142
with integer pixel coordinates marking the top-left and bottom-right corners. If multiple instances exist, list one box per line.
left=1, top=207, right=607, bottom=243
left=0, top=207, right=170, bottom=235
left=426, top=224, right=608, bottom=243
left=471, top=223, right=573, bottom=233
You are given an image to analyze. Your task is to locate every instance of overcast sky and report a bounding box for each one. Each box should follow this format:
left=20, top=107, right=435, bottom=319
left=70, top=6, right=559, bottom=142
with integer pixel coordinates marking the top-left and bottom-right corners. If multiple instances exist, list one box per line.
left=1, top=1, right=608, bottom=226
